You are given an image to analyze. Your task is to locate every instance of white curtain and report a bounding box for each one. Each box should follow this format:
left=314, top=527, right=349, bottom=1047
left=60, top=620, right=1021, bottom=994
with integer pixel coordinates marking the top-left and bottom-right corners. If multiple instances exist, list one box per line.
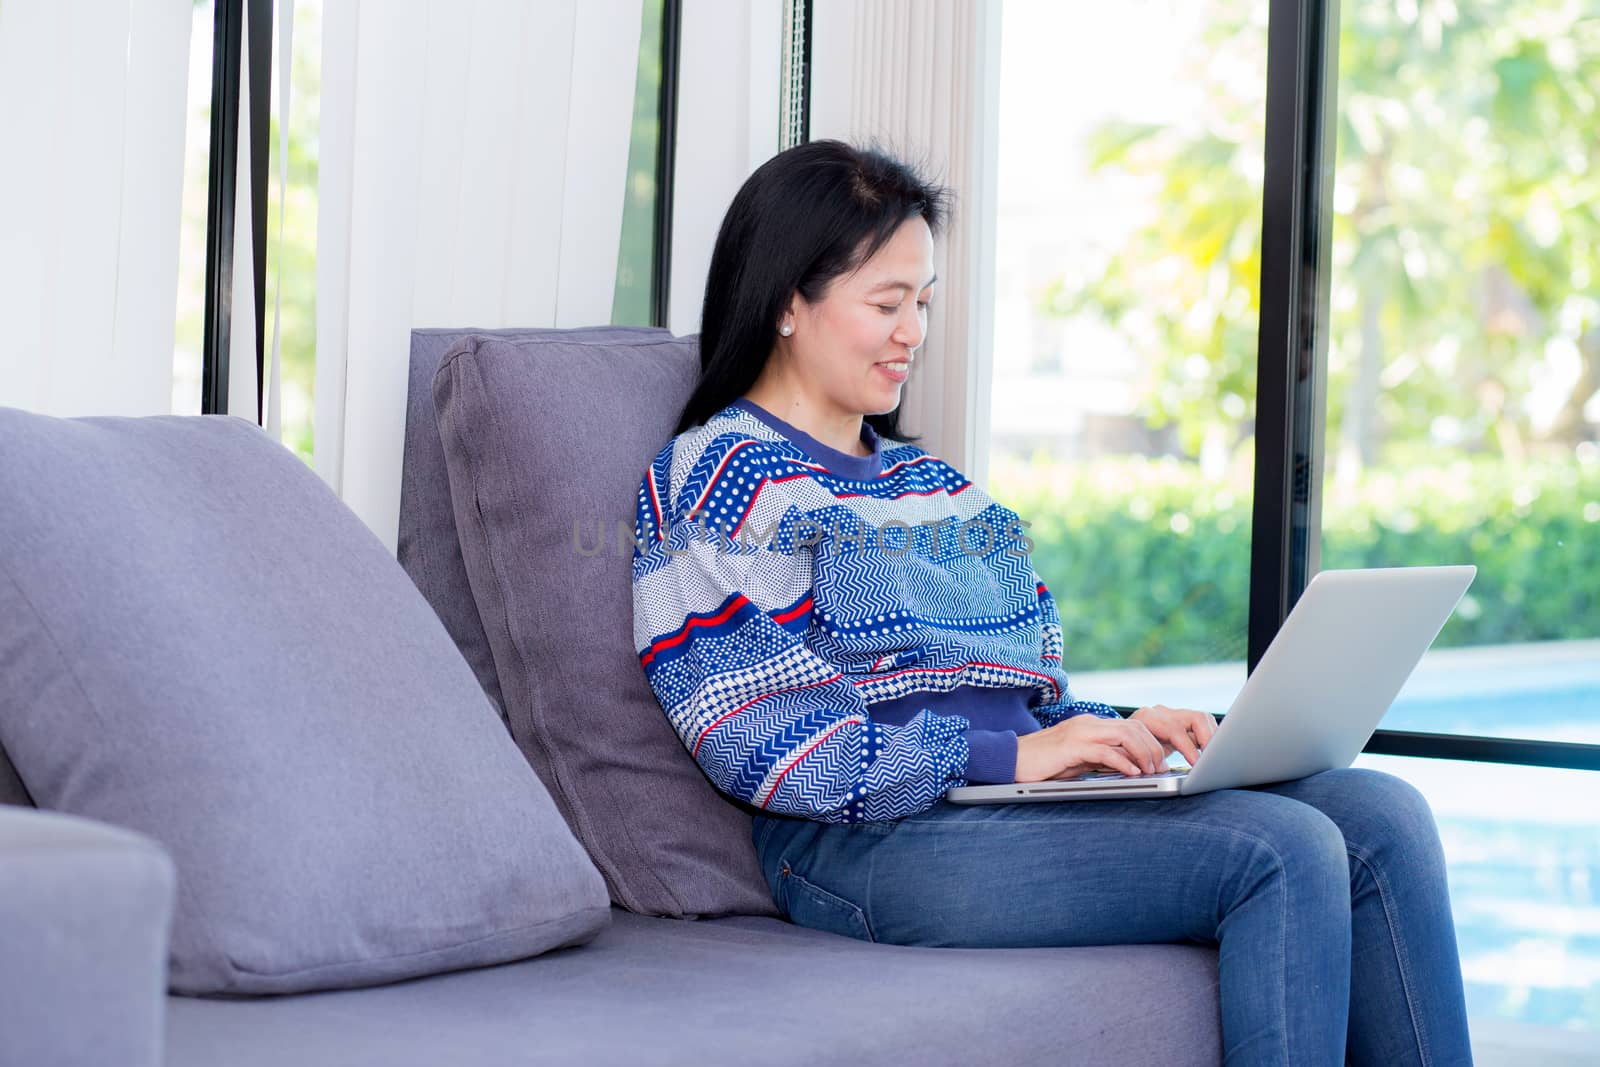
left=666, top=0, right=782, bottom=336
left=316, top=0, right=643, bottom=554
left=0, top=0, right=191, bottom=417
left=810, top=0, right=1002, bottom=482
left=263, top=0, right=296, bottom=441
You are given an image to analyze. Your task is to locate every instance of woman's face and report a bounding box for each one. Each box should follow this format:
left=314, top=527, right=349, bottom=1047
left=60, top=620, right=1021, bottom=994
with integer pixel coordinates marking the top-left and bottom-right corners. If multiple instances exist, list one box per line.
left=777, top=215, right=937, bottom=419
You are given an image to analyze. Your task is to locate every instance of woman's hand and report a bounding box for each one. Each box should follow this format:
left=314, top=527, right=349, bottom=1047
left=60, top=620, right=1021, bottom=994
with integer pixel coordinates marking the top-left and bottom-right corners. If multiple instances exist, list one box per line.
left=1013, top=713, right=1168, bottom=783
left=1128, top=704, right=1218, bottom=767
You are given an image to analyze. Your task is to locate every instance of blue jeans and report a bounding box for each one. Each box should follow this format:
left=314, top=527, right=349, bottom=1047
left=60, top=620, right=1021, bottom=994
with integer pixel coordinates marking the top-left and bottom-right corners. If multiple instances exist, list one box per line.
left=752, top=768, right=1472, bottom=1066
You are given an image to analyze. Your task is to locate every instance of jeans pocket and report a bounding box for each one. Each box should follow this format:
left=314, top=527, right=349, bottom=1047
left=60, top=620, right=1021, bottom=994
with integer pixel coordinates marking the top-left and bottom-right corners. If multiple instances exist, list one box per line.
left=777, top=859, right=876, bottom=943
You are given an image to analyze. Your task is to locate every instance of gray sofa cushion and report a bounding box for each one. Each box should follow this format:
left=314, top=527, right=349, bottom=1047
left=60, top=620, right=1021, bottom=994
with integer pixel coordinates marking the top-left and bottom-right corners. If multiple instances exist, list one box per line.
left=165, top=907, right=1222, bottom=1066
left=0, top=407, right=611, bottom=995
left=428, top=328, right=778, bottom=919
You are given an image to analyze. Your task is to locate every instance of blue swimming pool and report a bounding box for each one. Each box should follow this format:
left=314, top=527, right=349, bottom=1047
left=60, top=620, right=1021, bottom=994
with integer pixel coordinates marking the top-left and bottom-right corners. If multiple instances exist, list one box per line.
left=1384, top=683, right=1600, bottom=741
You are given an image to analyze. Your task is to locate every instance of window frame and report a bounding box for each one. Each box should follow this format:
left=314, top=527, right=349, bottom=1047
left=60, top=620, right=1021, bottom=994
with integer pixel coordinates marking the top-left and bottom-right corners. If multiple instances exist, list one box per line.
left=1254, top=0, right=1600, bottom=772
left=200, top=0, right=686, bottom=397
left=651, top=0, right=683, bottom=329
left=909, top=0, right=1600, bottom=773
left=199, top=0, right=263, bottom=418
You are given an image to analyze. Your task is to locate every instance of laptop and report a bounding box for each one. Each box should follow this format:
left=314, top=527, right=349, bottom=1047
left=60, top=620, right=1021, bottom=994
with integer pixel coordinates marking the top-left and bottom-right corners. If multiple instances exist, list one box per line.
left=945, top=565, right=1475, bottom=804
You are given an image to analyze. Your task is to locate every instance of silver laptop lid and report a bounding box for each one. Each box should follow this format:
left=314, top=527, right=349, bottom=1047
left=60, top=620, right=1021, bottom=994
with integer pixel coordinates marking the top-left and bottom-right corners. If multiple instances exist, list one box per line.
left=1179, top=565, right=1476, bottom=794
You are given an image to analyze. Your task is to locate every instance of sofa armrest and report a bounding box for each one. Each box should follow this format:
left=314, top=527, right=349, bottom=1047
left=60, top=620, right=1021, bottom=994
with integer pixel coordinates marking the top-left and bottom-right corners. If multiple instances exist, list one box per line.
left=0, top=806, right=175, bottom=1067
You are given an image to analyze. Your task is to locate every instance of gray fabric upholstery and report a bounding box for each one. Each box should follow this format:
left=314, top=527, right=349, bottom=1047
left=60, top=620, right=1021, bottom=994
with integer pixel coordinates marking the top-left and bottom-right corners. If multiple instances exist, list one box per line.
left=0, top=742, right=31, bottom=806
left=426, top=329, right=779, bottom=920
left=166, top=907, right=1223, bottom=1066
left=0, top=806, right=174, bottom=1067
left=0, top=407, right=611, bottom=995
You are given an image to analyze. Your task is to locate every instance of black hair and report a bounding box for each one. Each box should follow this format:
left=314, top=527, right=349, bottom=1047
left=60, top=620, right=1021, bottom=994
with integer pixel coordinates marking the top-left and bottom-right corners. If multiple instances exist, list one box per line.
left=674, top=138, right=952, bottom=440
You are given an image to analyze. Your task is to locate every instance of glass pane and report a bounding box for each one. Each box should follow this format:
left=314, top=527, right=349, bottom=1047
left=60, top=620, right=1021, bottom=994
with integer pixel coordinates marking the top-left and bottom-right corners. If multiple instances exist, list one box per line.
left=172, top=1, right=216, bottom=416
left=265, top=0, right=322, bottom=464
left=1320, top=3, right=1600, bottom=744
left=989, top=0, right=1268, bottom=705
left=612, top=0, right=665, bottom=327
left=1353, top=753, right=1600, bottom=1038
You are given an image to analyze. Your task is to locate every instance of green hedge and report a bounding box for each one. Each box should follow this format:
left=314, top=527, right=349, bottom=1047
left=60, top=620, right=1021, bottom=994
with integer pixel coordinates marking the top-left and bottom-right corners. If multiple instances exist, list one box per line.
left=988, top=454, right=1600, bottom=670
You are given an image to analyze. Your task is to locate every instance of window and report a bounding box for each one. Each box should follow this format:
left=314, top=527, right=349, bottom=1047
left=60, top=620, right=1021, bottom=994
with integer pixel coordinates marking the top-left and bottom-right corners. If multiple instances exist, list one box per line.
left=1324, top=3, right=1600, bottom=1037
left=613, top=0, right=669, bottom=327
left=263, top=0, right=322, bottom=462
left=989, top=0, right=1600, bottom=1045
left=1321, top=2, right=1599, bottom=745
left=187, top=0, right=678, bottom=450
left=989, top=0, right=1268, bottom=699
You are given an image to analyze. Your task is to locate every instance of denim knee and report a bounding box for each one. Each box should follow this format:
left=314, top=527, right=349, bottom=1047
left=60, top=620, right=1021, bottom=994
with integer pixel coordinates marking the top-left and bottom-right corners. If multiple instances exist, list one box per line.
left=1332, top=768, right=1444, bottom=864
left=1342, top=768, right=1433, bottom=825
left=1249, top=800, right=1347, bottom=895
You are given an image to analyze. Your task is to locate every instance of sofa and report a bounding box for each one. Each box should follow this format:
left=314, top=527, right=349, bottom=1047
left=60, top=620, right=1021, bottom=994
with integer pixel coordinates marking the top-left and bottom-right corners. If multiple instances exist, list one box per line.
left=0, top=326, right=1222, bottom=1066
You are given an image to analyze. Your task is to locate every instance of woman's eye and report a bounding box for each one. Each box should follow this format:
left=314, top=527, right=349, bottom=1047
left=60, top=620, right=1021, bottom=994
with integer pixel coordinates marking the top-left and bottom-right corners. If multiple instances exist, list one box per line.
left=877, top=304, right=900, bottom=314
left=917, top=300, right=930, bottom=310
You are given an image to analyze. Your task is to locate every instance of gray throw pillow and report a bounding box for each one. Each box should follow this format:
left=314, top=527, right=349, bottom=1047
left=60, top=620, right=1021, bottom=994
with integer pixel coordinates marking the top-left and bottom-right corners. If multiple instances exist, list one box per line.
left=0, top=408, right=611, bottom=995
left=432, top=331, right=780, bottom=919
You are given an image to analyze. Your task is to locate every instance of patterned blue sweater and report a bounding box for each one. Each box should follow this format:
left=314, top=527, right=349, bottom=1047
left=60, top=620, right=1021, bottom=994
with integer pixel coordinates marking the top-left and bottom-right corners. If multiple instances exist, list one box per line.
left=631, top=398, right=1120, bottom=824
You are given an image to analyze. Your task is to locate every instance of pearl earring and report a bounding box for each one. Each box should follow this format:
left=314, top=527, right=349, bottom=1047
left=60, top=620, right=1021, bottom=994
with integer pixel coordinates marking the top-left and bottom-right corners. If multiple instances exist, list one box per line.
left=779, top=323, right=793, bottom=337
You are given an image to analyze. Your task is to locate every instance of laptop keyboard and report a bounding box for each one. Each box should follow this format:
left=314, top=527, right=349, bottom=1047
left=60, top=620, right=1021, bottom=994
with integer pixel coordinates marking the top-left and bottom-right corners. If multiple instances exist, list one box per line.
left=1075, top=768, right=1190, bottom=782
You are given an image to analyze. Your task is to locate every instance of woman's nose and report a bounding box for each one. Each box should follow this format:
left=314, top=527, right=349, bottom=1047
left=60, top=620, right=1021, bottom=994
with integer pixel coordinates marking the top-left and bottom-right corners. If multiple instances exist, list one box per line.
left=894, top=307, right=925, bottom=351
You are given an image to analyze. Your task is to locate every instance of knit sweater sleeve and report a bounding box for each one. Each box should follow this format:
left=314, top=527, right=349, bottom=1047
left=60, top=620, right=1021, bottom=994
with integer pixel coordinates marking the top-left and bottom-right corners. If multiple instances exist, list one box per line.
left=631, top=460, right=973, bottom=824
left=1026, top=571, right=1124, bottom=727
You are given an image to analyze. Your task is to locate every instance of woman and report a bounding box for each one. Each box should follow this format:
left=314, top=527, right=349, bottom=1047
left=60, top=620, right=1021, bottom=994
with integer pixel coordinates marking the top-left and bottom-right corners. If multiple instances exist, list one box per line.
left=630, top=139, right=1473, bottom=1066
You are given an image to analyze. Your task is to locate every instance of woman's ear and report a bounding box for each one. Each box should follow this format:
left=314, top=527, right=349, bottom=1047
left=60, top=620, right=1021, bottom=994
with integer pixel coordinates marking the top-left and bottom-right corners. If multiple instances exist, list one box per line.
left=779, top=293, right=803, bottom=336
